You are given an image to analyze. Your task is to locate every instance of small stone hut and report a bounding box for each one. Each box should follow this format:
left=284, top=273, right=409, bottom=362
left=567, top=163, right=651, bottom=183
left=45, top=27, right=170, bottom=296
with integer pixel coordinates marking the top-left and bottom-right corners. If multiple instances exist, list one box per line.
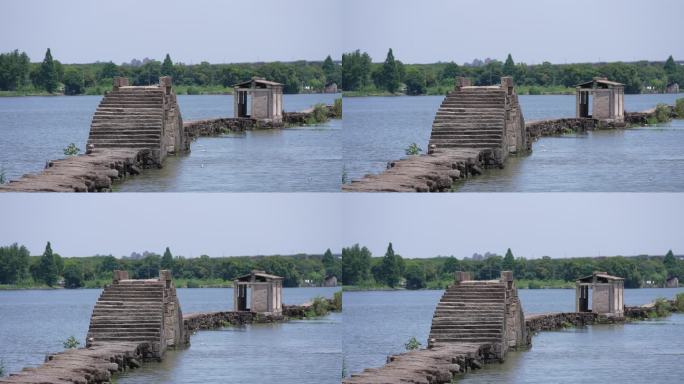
left=665, top=276, right=679, bottom=288
left=575, top=77, right=625, bottom=123
left=233, top=77, right=284, bottom=124
left=233, top=270, right=283, bottom=315
left=575, top=271, right=624, bottom=317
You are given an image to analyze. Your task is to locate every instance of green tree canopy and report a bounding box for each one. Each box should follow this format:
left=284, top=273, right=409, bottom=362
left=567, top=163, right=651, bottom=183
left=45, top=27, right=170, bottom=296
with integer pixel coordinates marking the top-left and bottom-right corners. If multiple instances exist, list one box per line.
left=378, top=242, right=404, bottom=287
left=663, top=249, right=676, bottom=277
left=0, top=49, right=30, bottom=91
left=161, top=246, right=174, bottom=270
left=503, top=248, right=515, bottom=271
left=161, top=54, right=174, bottom=77
left=404, top=67, right=426, bottom=95
left=38, top=48, right=58, bottom=93
left=62, top=67, right=84, bottom=95
left=381, top=48, right=401, bottom=93
left=503, top=54, right=516, bottom=77
left=664, top=55, right=676, bottom=74
left=35, top=241, right=59, bottom=286
left=0, top=243, right=30, bottom=284
left=342, top=244, right=372, bottom=285
left=342, top=50, right=372, bottom=91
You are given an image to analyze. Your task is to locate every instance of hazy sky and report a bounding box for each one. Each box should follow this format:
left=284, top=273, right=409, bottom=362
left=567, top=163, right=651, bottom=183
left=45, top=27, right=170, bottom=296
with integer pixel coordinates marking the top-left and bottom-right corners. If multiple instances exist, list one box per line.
left=343, top=0, right=684, bottom=64
left=2, top=0, right=681, bottom=65
left=0, top=194, right=682, bottom=259
left=0, top=0, right=342, bottom=64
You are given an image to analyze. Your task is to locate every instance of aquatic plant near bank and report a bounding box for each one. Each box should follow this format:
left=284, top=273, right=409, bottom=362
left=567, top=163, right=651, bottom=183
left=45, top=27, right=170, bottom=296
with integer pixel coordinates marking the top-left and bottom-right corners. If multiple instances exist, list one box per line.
left=647, top=103, right=672, bottom=124
left=332, top=98, right=342, bottom=118
left=63, top=336, right=80, bottom=349
left=405, top=143, right=423, bottom=156
left=675, top=293, right=684, bottom=312
left=0, top=167, right=5, bottom=184
left=404, top=336, right=421, bottom=351
left=647, top=298, right=672, bottom=318
left=0, top=359, right=4, bottom=377
left=675, top=98, right=684, bottom=118
left=305, top=103, right=330, bottom=125
left=331, top=291, right=342, bottom=311
left=62, top=143, right=80, bottom=156
left=304, top=296, right=331, bottom=318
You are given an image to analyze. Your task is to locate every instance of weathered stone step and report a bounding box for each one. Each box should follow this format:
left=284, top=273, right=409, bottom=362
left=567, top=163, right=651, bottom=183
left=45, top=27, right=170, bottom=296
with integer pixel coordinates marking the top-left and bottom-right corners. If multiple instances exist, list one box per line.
left=98, top=295, right=164, bottom=300
left=88, top=137, right=160, bottom=144
left=86, top=335, right=161, bottom=343
left=88, top=330, right=160, bottom=337
left=429, top=331, right=502, bottom=337
left=436, top=110, right=504, bottom=115
left=92, top=116, right=162, bottom=122
left=102, top=95, right=163, bottom=100
left=89, top=321, right=160, bottom=327
left=87, top=142, right=158, bottom=149
left=430, top=337, right=501, bottom=343
left=94, top=304, right=162, bottom=310
left=89, top=134, right=161, bottom=141
left=430, top=323, right=502, bottom=329
left=431, top=124, right=503, bottom=131
left=430, top=135, right=503, bottom=142
left=438, top=298, right=506, bottom=304
left=436, top=302, right=504, bottom=308
left=432, top=118, right=504, bottom=124
left=90, top=125, right=162, bottom=131
left=91, top=311, right=161, bottom=317
left=430, top=138, right=502, bottom=144
left=429, top=142, right=501, bottom=149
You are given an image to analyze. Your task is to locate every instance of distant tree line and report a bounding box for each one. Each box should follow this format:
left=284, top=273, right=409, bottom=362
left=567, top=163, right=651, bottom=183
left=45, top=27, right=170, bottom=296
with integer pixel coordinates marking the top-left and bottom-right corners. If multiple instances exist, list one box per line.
left=342, top=48, right=684, bottom=95
left=0, top=48, right=342, bottom=95
left=0, top=242, right=341, bottom=288
left=341, top=243, right=683, bottom=289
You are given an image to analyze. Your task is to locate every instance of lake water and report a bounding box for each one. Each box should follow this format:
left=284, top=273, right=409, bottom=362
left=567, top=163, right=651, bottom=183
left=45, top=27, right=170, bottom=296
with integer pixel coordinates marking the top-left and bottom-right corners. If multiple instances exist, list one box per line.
left=0, top=94, right=340, bottom=192
left=343, top=94, right=684, bottom=191
left=343, top=288, right=684, bottom=383
left=0, top=287, right=340, bottom=383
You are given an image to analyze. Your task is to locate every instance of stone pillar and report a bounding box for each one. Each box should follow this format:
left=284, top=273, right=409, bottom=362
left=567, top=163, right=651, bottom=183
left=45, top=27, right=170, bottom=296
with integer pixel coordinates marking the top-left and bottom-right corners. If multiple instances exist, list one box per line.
left=454, top=271, right=471, bottom=284
left=112, top=270, right=129, bottom=284
left=500, top=77, right=513, bottom=95
left=113, top=77, right=129, bottom=90
left=455, top=76, right=471, bottom=91
left=159, top=76, right=172, bottom=95
left=159, top=269, right=172, bottom=288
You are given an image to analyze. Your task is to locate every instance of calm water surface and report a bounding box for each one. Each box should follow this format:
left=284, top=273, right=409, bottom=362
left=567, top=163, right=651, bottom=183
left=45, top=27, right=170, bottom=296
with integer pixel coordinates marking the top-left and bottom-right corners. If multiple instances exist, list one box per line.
left=344, top=288, right=684, bottom=383
left=0, top=94, right=340, bottom=192
left=344, top=94, right=684, bottom=191
left=0, top=287, right=340, bottom=383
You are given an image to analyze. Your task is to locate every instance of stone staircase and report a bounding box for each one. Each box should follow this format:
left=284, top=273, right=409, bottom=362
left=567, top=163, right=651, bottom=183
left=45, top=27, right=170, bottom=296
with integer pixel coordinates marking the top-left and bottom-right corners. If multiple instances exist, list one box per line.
left=428, top=271, right=527, bottom=360
left=428, top=77, right=526, bottom=164
left=429, top=281, right=506, bottom=345
left=429, top=87, right=507, bottom=151
left=86, top=77, right=185, bottom=166
left=86, top=270, right=183, bottom=358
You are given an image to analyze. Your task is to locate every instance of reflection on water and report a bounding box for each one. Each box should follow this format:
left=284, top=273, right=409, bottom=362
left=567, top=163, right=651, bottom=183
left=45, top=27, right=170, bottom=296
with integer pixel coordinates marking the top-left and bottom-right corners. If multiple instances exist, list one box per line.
left=343, top=288, right=684, bottom=382
left=343, top=93, right=684, bottom=191
left=0, top=94, right=340, bottom=191
left=0, top=287, right=339, bottom=383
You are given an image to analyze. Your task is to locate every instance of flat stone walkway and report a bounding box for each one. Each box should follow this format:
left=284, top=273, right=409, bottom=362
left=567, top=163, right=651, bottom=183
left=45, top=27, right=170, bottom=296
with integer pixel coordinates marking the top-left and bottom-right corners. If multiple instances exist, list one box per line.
left=342, top=148, right=487, bottom=192
left=0, top=149, right=146, bottom=192
left=343, top=343, right=491, bottom=384
left=0, top=342, right=148, bottom=384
